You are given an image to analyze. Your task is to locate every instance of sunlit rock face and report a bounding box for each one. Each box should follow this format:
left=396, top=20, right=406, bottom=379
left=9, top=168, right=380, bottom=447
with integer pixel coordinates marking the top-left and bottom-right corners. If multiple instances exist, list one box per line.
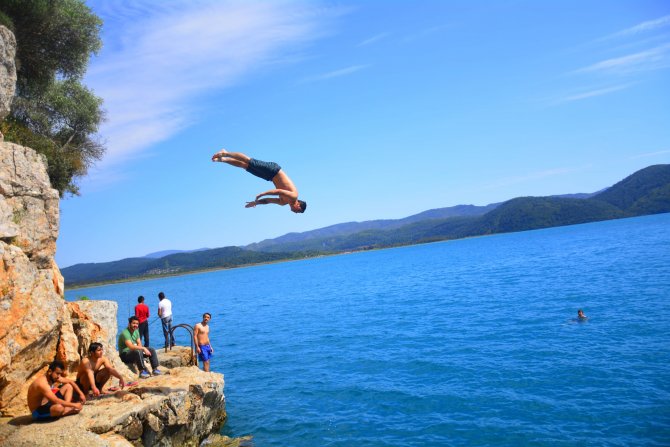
left=0, top=141, right=72, bottom=417
left=0, top=25, right=16, bottom=124
left=68, top=300, right=136, bottom=379
left=0, top=359, right=227, bottom=447
left=0, top=26, right=80, bottom=417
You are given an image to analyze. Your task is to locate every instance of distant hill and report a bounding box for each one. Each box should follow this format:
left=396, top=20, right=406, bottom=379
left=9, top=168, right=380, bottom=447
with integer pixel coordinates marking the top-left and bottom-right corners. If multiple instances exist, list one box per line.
left=144, top=250, right=183, bottom=258
left=62, top=247, right=303, bottom=285
left=144, top=248, right=211, bottom=258
left=245, top=203, right=499, bottom=252
left=592, top=164, right=670, bottom=214
left=464, top=196, right=625, bottom=235
left=62, top=164, right=670, bottom=287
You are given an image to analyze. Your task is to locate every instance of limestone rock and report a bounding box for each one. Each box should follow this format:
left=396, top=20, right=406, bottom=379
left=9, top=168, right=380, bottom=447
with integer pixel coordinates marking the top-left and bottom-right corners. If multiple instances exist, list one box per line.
left=0, top=140, right=73, bottom=416
left=0, top=26, right=16, bottom=124
left=202, top=434, right=254, bottom=447
left=0, top=241, right=67, bottom=416
left=69, top=300, right=134, bottom=379
left=0, top=367, right=227, bottom=447
left=161, top=345, right=197, bottom=369
left=0, top=194, right=19, bottom=238
left=0, top=142, right=60, bottom=267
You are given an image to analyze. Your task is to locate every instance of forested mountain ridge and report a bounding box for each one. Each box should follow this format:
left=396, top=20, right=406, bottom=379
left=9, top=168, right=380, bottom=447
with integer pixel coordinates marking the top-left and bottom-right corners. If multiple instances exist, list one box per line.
left=593, top=164, right=670, bottom=213
left=244, top=203, right=499, bottom=251
left=62, top=164, right=670, bottom=286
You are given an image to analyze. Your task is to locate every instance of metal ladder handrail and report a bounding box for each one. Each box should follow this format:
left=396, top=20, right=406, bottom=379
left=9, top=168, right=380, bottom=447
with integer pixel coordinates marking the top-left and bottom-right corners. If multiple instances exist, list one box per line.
left=167, top=323, right=198, bottom=367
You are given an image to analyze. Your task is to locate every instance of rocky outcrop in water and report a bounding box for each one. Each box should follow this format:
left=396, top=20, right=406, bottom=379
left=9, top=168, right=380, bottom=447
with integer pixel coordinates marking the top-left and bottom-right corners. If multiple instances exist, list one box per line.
left=0, top=362, right=227, bottom=447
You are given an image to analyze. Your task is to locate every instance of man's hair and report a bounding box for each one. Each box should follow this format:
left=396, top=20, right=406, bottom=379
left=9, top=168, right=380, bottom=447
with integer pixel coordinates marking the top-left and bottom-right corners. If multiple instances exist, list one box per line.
left=158, top=292, right=165, bottom=300
left=203, top=312, right=211, bottom=319
left=128, top=316, right=140, bottom=324
left=297, top=200, right=307, bottom=213
left=137, top=295, right=144, bottom=303
left=88, top=342, right=103, bottom=354
left=48, top=360, right=65, bottom=371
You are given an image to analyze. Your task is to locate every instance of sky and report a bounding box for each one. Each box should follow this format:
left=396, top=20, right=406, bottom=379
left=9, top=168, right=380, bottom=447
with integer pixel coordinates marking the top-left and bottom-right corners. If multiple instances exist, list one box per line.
left=56, top=0, right=670, bottom=267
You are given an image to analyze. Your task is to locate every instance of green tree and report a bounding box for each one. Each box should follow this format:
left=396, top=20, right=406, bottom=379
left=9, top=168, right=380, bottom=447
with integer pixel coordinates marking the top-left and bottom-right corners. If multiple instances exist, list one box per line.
left=0, top=0, right=104, bottom=196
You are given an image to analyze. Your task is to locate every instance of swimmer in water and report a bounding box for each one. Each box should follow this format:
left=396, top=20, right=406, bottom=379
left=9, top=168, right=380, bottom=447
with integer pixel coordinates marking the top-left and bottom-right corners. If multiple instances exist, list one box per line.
left=577, top=309, right=588, bottom=321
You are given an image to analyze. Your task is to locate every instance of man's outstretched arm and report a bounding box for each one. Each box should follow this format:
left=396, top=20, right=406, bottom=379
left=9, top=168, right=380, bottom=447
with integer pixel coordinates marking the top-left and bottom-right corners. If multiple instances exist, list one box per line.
left=245, top=197, right=281, bottom=208
left=256, top=189, right=298, bottom=202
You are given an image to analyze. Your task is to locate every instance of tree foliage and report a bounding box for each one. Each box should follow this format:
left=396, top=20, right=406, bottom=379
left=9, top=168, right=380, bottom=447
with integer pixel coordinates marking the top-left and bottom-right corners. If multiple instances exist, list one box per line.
left=0, top=0, right=104, bottom=196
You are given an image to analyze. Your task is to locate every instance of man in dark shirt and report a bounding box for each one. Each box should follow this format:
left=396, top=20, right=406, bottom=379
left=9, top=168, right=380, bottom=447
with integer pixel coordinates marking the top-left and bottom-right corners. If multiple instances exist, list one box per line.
left=134, top=295, right=150, bottom=347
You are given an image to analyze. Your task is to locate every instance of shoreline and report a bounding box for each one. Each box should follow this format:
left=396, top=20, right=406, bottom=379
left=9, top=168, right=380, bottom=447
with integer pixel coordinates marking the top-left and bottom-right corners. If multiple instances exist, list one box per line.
left=65, top=236, right=466, bottom=290
left=65, top=251, right=342, bottom=290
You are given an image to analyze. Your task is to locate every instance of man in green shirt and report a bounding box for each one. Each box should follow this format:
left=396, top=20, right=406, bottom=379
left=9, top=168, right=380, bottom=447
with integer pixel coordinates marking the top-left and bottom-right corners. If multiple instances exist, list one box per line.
left=118, top=316, right=162, bottom=379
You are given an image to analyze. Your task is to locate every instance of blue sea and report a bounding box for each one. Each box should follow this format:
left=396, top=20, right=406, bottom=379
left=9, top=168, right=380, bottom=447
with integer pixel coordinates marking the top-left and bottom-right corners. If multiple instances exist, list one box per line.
left=66, top=214, right=670, bottom=446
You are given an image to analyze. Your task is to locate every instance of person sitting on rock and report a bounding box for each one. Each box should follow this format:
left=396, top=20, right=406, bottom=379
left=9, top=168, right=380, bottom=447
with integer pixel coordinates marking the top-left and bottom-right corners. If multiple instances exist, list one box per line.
left=76, top=342, right=126, bottom=396
left=27, top=360, right=84, bottom=420
left=118, top=316, right=162, bottom=379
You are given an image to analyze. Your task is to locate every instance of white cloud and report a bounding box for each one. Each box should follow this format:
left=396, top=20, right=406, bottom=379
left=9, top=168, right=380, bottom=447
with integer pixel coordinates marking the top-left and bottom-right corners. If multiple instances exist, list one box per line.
left=556, top=15, right=670, bottom=106
left=605, top=14, right=670, bottom=40
left=575, top=43, right=670, bottom=75
left=553, top=84, right=632, bottom=104
left=301, top=64, right=370, bottom=82
left=482, top=166, right=592, bottom=190
left=629, top=149, right=670, bottom=159
left=85, top=1, right=337, bottom=168
left=358, top=32, right=389, bottom=47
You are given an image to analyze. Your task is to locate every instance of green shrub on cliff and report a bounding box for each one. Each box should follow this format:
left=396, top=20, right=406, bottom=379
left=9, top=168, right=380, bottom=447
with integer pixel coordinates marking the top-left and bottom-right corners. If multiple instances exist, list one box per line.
left=0, top=0, right=105, bottom=196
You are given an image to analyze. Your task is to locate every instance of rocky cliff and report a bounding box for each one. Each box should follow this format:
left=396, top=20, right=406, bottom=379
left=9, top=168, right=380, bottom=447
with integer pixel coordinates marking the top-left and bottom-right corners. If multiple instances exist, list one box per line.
left=0, top=134, right=78, bottom=416
left=0, top=26, right=232, bottom=445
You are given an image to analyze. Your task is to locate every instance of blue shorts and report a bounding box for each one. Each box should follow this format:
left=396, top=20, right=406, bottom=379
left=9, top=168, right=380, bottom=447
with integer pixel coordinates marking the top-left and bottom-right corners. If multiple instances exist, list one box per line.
left=246, top=158, right=281, bottom=181
left=31, top=391, right=63, bottom=420
left=198, top=344, right=213, bottom=362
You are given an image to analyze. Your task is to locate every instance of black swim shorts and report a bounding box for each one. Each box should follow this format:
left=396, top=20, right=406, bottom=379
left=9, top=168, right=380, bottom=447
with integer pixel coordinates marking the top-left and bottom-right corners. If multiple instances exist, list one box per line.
left=246, top=158, right=281, bottom=181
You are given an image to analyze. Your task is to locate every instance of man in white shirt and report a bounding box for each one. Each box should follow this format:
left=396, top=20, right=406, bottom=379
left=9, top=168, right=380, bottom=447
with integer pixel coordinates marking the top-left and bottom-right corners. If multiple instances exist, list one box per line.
left=157, top=292, right=175, bottom=348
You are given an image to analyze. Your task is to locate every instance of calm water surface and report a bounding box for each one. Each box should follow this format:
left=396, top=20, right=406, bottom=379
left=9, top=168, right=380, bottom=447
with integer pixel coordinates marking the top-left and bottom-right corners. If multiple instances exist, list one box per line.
left=66, top=214, right=670, bottom=446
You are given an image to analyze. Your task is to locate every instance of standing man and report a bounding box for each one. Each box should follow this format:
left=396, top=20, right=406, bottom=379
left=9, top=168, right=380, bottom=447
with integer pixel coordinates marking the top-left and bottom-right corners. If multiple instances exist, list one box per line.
left=158, top=292, right=175, bottom=348
left=76, top=342, right=126, bottom=396
left=211, top=149, right=307, bottom=213
left=27, top=360, right=84, bottom=420
left=118, top=316, right=162, bottom=379
left=135, top=295, right=150, bottom=347
left=194, top=313, right=214, bottom=372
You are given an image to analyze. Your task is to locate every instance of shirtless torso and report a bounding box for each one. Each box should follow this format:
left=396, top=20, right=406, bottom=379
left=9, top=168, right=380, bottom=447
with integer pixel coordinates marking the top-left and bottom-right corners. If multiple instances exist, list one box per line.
left=194, top=313, right=213, bottom=372
left=269, top=171, right=299, bottom=205
left=76, top=357, right=104, bottom=391
left=27, top=365, right=83, bottom=419
left=76, top=345, right=125, bottom=395
left=27, top=374, right=57, bottom=412
left=194, top=322, right=210, bottom=346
